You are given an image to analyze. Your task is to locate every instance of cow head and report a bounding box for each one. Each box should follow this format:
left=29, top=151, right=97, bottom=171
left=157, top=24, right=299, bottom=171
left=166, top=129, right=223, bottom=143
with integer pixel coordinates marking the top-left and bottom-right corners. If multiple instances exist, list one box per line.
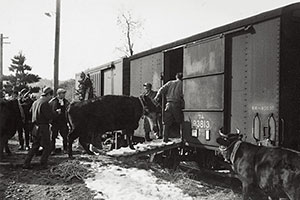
left=216, top=128, right=242, bottom=162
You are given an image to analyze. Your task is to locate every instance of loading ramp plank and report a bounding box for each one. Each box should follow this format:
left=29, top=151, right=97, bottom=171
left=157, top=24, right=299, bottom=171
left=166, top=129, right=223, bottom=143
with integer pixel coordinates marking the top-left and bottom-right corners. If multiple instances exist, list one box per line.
left=106, top=138, right=182, bottom=159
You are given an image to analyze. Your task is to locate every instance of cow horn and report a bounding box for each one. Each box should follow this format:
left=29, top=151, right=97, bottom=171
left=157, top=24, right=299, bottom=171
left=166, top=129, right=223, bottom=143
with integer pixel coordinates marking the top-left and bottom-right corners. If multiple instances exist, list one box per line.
left=219, top=129, right=228, bottom=138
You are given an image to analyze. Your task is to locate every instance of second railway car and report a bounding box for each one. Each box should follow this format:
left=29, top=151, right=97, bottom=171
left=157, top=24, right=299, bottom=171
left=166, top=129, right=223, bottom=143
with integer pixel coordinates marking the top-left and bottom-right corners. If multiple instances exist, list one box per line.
left=76, top=3, right=300, bottom=159
left=75, top=58, right=129, bottom=98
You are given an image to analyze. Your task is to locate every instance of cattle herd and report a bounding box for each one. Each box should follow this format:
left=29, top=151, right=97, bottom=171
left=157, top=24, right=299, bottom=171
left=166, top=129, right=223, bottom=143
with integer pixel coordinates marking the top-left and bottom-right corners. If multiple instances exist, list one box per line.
left=4, top=79, right=300, bottom=200
left=1, top=89, right=300, bottom=200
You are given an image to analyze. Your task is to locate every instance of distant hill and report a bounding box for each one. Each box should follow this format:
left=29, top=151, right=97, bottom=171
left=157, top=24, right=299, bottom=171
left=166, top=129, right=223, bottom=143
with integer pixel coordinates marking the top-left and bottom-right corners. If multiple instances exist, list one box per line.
left=30, top=78, right=53, bottom=89
left=29, top=78, right=75, bottom=101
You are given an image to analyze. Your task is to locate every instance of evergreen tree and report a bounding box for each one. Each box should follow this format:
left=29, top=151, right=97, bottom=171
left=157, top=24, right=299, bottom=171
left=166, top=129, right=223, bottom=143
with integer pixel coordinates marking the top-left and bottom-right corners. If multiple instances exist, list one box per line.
left=3, top=52, right=41, bottom=93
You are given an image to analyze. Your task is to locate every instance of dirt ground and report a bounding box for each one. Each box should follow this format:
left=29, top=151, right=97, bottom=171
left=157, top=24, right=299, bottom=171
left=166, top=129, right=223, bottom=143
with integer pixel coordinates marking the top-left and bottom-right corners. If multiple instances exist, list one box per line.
left=0, top=139, right=244, bottom=200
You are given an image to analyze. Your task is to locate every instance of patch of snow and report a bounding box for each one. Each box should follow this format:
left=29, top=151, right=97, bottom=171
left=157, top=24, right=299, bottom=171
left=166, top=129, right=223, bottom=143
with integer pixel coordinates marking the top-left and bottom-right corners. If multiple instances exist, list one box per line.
left=106, top=147, right=137, bottom=156
left=85, top=165, right=193, bottom=200
left=106, top=138, right=180, bottom=157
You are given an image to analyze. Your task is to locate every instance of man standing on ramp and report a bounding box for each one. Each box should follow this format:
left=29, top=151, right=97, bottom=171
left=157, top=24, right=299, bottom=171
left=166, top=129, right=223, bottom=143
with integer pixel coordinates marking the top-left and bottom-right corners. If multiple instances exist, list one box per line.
left=154, top=73, right=184, bottom=143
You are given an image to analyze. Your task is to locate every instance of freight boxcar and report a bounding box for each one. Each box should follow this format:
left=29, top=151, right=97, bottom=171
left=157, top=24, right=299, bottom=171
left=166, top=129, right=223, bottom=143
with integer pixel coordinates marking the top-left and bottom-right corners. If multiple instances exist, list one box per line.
left=76, top=3, right=300, bottom=158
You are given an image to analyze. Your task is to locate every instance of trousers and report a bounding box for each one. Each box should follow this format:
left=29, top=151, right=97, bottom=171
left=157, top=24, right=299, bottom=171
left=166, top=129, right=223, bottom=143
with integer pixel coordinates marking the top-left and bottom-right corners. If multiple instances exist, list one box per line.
left=143, top=113, right=162, bottom=140
left=18, top=122, right=32, bottom=148
left=24, top=124, right=51, bottom=166
left=51, top=123, right=69, bottom=151
left=163, top=102, right=183, bottom=141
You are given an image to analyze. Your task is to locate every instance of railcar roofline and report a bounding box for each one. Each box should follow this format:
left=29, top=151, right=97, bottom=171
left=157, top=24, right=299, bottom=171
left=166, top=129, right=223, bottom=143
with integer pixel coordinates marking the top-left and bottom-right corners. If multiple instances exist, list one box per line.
left=129, top=3, right=300, bottom=60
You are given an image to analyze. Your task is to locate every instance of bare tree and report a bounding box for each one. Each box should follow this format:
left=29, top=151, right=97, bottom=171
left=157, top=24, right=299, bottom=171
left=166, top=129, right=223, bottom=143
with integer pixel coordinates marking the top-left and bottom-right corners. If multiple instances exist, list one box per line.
left=117, top=10, right=143, bottom=57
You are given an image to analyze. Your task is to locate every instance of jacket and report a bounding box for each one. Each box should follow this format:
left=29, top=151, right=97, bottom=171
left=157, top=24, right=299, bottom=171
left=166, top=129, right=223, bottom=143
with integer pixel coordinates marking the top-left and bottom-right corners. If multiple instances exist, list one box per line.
left=31, top=97, right=56, bottom=125
left=156, top=79, right=183, bottom=103
left=49, top=97, right=69, bottom=125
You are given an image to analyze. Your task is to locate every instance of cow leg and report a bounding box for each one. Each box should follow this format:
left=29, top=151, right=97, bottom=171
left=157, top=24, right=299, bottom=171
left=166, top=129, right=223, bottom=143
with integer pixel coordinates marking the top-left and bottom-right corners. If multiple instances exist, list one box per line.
left=68, top=128, right=79, bottom=158
left=91, top=133, right=103, bottom=150
left=79, top=138, right=95, bottom=155
left=126, top=130, right=135, bottom=150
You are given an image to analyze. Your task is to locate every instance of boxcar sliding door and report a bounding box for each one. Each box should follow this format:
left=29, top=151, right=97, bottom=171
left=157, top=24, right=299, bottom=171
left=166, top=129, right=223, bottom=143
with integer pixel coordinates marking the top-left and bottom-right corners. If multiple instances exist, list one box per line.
left=182, top=37, right=225, bottom=149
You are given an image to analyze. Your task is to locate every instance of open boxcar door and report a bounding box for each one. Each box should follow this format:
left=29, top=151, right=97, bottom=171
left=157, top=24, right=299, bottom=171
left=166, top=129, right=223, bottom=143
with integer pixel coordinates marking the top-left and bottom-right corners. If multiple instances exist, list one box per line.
left=161, top=47, right=184, bottom=130
left=182, top=36, right=226, bottom=149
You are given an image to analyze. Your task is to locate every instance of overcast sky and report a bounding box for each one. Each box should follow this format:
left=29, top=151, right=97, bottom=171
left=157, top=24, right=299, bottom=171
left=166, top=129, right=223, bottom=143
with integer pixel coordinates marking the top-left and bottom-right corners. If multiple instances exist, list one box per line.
left=0, top=0, right=298, bottom=80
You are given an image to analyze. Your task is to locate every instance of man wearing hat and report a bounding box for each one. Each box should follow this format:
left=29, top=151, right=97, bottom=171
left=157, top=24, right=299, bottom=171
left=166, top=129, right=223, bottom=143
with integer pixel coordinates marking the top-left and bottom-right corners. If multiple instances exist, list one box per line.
left=142, top=82, right=162, bottom=141
left=49, top=88, right=69, bottom=154
left=23, top=87, right=56, bottom=169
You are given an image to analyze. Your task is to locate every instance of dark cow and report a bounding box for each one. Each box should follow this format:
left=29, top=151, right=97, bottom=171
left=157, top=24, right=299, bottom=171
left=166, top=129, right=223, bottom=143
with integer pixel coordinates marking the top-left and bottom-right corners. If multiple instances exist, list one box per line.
left=0, top=99, right=22, bottom=160
left=217, top=131, right=300, bottom=200
left=67, top=95, right=159, bottom=158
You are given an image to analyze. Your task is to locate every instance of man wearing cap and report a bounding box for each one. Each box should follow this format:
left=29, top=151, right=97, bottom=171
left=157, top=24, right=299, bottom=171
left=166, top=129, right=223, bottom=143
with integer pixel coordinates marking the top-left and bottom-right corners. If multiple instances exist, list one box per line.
left=154, top=73, right=184, bottom=143
left=142, top=82, right=162, bottom=141
left=23, top=87, right=56, bottom=169
left=49, top=88, right=69, bottom=154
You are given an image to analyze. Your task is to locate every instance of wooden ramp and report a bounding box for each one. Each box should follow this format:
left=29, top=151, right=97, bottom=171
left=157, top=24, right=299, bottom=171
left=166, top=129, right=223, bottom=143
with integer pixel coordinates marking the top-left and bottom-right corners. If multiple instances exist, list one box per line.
left=106, top=138, right=182, bottom=159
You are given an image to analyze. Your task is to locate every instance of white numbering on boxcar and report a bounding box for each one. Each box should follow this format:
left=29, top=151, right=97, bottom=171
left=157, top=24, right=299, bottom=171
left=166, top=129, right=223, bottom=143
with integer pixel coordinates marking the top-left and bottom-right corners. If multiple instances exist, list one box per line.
left=193, top=119, right=210, bottom=129
left=251, top=105, right=275, bottom=111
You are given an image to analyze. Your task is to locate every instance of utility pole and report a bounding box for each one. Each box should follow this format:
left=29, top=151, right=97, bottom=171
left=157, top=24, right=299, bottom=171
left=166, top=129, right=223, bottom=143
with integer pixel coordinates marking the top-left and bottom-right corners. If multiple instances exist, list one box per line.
left=54, top=0, right=61, bottom=95
left=0, top=34, right=9, bottom=98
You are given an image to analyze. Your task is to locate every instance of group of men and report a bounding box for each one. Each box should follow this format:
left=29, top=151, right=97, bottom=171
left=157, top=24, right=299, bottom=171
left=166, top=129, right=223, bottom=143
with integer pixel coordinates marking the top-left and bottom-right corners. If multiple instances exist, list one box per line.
left=4, top=87, right=70, bottom=169
left=142, top=72, right=184, bottom=143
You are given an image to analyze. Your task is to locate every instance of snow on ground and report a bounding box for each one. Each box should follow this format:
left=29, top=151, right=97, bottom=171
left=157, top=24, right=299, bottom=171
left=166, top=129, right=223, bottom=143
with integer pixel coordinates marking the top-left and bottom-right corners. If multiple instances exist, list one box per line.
left=106, top=138, right=180, bottom=157
left=85, top=164, right=193, bottom=200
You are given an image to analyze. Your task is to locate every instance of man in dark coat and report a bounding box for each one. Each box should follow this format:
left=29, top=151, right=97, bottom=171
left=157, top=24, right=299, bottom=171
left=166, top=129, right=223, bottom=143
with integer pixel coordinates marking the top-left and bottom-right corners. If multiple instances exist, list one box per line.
left=23, top=87, right=56, bottom=169
left=154, top=73, right=184, bottom=143
left=49, top=88, right=69, bottom=153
